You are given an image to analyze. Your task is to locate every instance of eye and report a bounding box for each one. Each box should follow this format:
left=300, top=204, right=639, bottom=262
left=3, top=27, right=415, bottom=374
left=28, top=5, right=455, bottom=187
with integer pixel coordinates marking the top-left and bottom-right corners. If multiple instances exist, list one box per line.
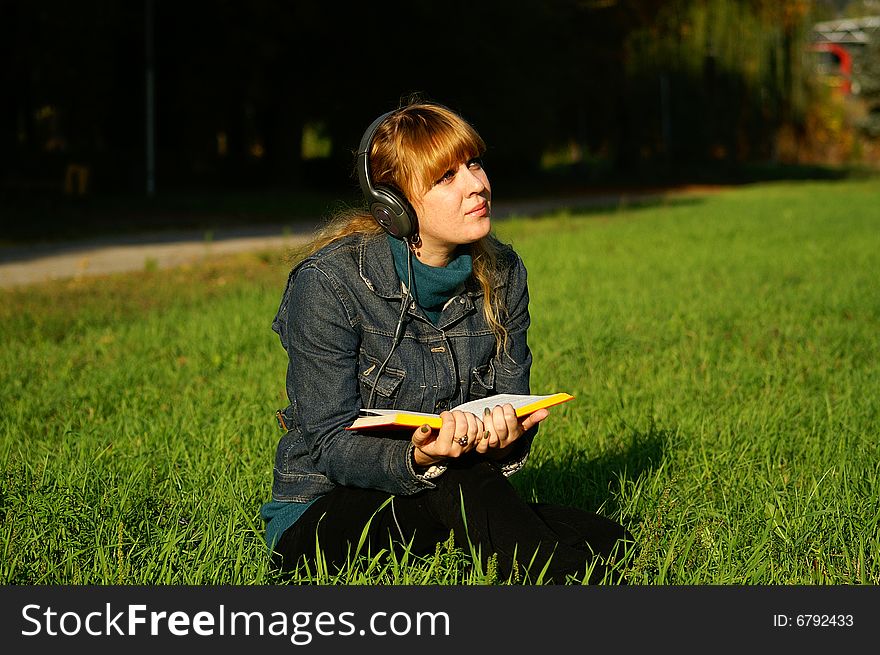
left=434, top=169, right=456, bottom=186
left=467, top=157, right=483, bottom=170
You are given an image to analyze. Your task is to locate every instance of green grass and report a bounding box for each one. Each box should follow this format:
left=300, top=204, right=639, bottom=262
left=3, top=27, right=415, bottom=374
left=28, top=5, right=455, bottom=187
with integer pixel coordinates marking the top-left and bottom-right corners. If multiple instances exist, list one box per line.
left=1, top=178, right=878, bottom=584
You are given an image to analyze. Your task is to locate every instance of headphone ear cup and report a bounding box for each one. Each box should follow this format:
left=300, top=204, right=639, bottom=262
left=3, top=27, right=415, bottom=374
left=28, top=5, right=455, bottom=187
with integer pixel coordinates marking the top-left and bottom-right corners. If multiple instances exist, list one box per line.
left=369, top=185, right=416, bottom=239
left=356, top=110, right=419, bottom=240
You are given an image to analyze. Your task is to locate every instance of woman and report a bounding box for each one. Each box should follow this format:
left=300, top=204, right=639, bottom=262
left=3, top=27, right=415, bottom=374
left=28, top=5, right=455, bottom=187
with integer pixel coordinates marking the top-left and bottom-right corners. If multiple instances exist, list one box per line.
left=261, top=101, right=633, bottom=583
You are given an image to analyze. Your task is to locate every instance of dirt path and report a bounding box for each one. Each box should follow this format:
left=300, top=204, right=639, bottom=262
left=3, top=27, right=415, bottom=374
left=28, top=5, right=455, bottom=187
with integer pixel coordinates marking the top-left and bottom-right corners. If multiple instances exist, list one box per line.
left=0, top=188, right=713, bottom=289
left=0, top=223, right=320, bottom=289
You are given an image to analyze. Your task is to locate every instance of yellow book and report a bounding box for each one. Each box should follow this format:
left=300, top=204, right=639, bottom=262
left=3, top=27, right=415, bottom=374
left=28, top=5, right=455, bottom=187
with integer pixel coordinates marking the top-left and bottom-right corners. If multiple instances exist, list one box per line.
left=346, top=392, right=574, bottom=431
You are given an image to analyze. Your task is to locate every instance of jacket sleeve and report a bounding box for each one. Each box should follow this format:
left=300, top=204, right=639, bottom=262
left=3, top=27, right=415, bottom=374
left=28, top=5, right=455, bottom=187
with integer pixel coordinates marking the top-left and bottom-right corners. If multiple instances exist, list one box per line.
left=489, top=252, right=537, bottom=475
left=283, top=264, right=435, bottom=495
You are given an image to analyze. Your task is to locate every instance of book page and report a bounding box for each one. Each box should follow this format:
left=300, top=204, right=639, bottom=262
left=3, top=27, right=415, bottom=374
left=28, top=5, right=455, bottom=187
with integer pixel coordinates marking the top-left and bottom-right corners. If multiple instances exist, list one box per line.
left=359, top=408, right=438, bottom=418
left=359, top=393, right=567, bottom=421
left=454, top=393, right=559, bottom=415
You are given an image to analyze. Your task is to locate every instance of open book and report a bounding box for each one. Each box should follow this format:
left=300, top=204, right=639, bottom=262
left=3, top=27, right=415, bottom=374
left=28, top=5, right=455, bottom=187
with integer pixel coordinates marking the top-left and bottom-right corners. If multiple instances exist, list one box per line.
left=346, top=392, right=574, bottom=431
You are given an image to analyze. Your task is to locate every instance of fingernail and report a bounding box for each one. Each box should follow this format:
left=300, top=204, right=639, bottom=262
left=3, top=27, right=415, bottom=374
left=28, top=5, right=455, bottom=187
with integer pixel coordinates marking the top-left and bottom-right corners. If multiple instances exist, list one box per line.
left=420, top=425, right=430, bottom=433
left=484, top=407, right=491, bottom=416
left=484, top=430, right=490, bottom=440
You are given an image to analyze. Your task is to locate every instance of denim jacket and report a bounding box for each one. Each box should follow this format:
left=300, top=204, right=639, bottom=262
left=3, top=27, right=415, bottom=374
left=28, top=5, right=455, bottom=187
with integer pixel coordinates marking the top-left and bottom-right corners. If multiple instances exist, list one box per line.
left=270, top=232, right=536, bottom=504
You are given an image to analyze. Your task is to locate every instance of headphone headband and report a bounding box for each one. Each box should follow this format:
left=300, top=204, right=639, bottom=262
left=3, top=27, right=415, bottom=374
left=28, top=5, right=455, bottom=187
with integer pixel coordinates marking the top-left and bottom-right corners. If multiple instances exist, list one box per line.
left=356, top=110, right=418, bottom=240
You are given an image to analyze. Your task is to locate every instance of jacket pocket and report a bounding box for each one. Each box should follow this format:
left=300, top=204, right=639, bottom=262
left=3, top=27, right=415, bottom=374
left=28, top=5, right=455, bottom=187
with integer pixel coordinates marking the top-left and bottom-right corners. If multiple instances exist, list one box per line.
left=359, top=354, right=406, bottom=408
left=469, top=361, right=496, bottom=399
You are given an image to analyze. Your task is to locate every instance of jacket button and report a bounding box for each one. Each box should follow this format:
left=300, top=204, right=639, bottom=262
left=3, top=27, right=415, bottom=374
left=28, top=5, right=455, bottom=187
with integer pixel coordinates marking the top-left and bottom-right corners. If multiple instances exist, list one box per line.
left=435, top=400, right=448, bottom=412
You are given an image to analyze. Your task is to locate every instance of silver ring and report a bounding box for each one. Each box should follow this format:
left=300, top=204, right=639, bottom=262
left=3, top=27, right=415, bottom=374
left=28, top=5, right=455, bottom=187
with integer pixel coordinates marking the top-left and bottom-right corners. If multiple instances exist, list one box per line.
left=457, top=436, right=469, bottom=447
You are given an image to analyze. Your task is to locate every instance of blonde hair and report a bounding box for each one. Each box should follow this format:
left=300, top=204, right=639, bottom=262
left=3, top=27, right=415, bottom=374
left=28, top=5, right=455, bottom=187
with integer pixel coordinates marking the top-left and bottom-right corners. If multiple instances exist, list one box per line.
left=299, top=102, right=510, bottom=353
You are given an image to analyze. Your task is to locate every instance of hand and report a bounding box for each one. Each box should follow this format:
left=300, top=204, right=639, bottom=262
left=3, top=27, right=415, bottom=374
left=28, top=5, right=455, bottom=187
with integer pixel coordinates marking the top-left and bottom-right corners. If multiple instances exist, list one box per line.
left=475, top=404, right=549, bottom=460
left=411, top=410, right=484, bottom=467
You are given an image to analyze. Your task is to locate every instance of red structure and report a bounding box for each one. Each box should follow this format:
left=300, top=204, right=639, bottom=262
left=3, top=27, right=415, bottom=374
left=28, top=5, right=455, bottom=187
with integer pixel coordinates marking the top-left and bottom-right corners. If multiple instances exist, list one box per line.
left=810, top=42, right=854, bottom=95
left=810, top=16, right=880, bottom=96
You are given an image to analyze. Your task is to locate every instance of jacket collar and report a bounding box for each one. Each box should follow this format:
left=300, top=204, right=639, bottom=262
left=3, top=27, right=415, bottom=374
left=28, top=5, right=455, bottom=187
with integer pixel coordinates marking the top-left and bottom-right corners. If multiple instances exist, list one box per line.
left=357, top=233, right=501, bottom=301
left=358, top=233, right=404, bottom=299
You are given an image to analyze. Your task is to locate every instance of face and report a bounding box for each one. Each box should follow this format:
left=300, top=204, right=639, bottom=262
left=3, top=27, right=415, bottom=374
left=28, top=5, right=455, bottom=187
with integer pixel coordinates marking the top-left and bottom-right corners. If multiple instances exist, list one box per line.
left=412, top=157, right=491, bottom=258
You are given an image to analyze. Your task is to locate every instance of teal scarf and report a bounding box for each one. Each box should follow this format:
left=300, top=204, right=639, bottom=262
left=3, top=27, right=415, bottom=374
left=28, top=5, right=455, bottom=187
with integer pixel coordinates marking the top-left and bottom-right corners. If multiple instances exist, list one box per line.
left=386, top=236, right=473, bottom=324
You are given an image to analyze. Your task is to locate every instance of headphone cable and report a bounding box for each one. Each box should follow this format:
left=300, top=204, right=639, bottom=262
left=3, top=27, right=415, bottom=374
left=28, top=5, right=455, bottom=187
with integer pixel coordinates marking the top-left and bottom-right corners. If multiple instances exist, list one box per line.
left=366, top=237, right=415, bottom=410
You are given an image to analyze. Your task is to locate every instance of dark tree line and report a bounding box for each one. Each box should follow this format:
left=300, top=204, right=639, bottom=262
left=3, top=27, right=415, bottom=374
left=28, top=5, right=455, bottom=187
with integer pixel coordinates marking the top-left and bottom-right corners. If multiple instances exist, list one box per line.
left=2, top=0, right=828, bottom=197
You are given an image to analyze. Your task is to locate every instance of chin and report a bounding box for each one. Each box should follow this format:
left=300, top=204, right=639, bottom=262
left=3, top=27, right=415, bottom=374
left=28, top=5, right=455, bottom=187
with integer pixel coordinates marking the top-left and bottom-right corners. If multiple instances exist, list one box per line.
left=465, top=218, right=492, bottom=242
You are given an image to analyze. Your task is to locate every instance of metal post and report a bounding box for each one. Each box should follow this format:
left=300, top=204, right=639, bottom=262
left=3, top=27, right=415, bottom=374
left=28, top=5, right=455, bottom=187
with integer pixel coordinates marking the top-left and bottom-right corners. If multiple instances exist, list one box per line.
left=660, top=73, right=671, bottom=158
left=145, top=0, right=156, bottom=197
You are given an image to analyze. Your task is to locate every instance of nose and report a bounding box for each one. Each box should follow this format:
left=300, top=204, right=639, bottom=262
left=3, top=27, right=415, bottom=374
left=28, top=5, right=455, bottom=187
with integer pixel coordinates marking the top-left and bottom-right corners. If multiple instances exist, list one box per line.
left=461, top=163, right=487, bottom=195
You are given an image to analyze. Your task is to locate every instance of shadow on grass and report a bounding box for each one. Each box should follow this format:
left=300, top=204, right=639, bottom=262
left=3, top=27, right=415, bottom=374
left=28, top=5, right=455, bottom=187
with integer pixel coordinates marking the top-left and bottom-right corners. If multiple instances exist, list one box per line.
left=261, top=424, right=676, bottom=585
left=0, top=186, right=357, bottom=246
left=513, top=421, right=673, bottom=529
left=5, top=159, right=874, bottom=246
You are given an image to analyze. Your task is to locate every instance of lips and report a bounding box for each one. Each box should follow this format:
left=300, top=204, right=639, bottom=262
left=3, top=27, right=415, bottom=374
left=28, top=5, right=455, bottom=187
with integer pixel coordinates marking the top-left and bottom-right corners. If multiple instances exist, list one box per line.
left=466, top=201, right=489, bottom=217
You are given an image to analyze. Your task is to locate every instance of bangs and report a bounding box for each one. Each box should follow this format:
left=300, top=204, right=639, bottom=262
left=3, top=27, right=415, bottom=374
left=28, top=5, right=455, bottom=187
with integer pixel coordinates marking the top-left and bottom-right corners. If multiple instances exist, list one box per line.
left=378, top=105, right=486, bottom=199
left=404, top=127, right=485, bottom=196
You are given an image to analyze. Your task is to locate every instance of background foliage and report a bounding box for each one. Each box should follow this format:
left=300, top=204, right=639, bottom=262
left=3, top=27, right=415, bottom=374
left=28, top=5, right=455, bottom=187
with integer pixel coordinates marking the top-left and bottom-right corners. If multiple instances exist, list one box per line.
left=3, top=0, right=879, bottom=203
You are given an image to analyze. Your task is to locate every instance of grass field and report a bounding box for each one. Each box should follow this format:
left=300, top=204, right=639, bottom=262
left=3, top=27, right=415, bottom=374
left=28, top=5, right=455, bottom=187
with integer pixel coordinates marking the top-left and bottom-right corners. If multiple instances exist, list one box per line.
left=1, top=178, right=878, bottom=584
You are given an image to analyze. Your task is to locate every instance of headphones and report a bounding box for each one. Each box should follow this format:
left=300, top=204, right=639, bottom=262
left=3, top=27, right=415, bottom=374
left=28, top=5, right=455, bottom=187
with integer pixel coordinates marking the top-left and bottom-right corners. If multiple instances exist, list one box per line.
left=356, top=111, right=421, bottom=408
left=356, top=110, right=418, bottom=240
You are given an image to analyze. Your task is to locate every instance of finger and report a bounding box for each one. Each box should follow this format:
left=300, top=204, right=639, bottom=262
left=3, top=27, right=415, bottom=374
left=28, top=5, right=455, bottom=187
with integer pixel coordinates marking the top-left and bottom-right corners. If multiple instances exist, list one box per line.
left=474, top=427, right=488, bottom=453
left=502, top=403, right=519, bottom=435
left=482, top=428, right=492, bottom=450
left=432, top=412, right=458, bottom=456
left=450, top=410, right=470, bottom=450
left=475, top=411, right=491, bottom=453
left=520, top=408, right=550, bottom=432
left=464, top=411, right=477, bottom=436
left=437, top=411, right=455, bottom=439
left=483, top=405, right=501, bottom=447
left=463, top=412, right=483, bottom=450
left=482, top=406, right=497, bottom=445
left=411, top=423, right=434, bottom=448
left=474, top=419, right=487, bottom=451
left=491, top=405, right=510, bottom=444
